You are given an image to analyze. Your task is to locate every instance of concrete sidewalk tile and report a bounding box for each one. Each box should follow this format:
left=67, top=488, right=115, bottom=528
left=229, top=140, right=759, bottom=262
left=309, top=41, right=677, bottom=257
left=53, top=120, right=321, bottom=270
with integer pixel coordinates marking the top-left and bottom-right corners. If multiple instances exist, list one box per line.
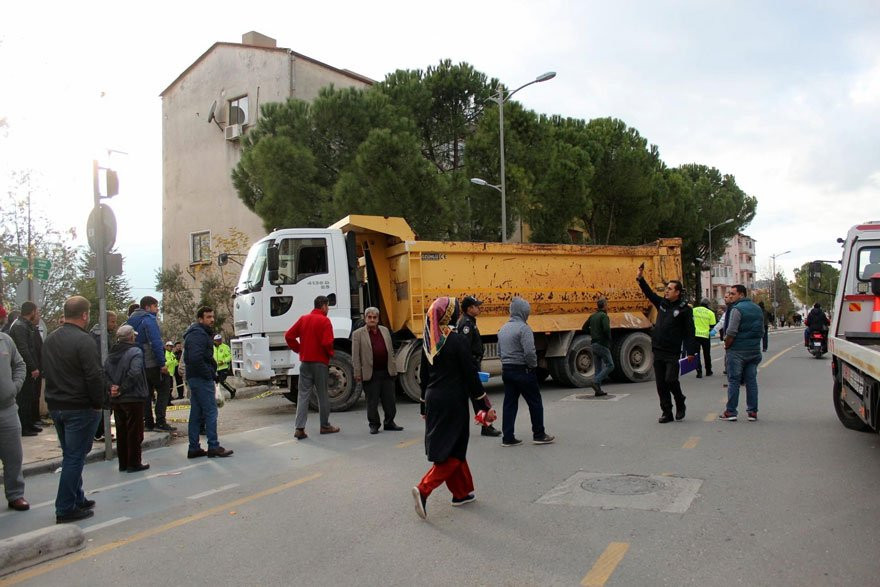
left=0, top=524, right=85, bottom=577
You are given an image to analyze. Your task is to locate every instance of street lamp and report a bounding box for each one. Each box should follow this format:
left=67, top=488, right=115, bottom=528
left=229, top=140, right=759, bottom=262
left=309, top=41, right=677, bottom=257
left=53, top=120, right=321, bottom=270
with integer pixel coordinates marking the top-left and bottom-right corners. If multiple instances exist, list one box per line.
left=770, top=250, right=791, bottom=319
left=705, top=218, right=734, bottom=303
left=487, top=71, right=556, bottom=242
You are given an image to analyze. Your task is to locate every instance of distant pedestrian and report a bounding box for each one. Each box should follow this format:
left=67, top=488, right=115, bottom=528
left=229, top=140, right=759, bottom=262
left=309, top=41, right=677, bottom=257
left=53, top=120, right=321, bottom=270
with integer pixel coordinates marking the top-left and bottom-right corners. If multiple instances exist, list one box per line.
left=352, top=307, right=402, bottom=434
left=104, top=325, right=150, bottom=472
left=183, top=306, right=233, bottom=459
left=456, top=295, right=501, bottom=436
left=42, top=296, right=103, bottom=523
left=497, top=297, right=555, bottom=446
left=719, top=285, right=763, bottom=422
left=586, top=298, right=612, bottom=396
left=127, top=296, right=175, bottom=432
left=1, top=330, right=29, bottom=512
left=412, top=297, right=496, bottom=520
left=91, top=311, right=118, bottom=441
left=9, top=301, right=43, bottom=436
left=284, top=296, right=340, bottom=439
left=692, top=298, right=717, bottom=378
left=212, top=334, right=235, bottom=398
left=757, top=301, right=771, bottom=352
left=636, top=265, right=696, bottom=423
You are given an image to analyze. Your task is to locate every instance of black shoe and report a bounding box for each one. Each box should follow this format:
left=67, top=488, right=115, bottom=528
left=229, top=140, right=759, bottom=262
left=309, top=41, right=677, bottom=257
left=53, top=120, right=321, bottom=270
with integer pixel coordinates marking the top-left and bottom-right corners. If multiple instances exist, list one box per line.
left=127, top=464, right=150, bottom=473
left=675, top=404, right=686, bottom=421
left=21, top=428, right=39, bottom=437
left=658, top=413, right=674, bottom=423
left=481, top=425, right=501, bottom=437
left=384, top=423, right=404, bottom=431
left=696, top=372, right=703, bottom=379
left=411, top=487, right=427, bottom=520
left=706, top=371, right=713, bottom=377
left=78, top=499, right=96, bottom=510
left=207, top=446, right=234, bottom=458
left=155, top=423, right=177, bottom=432
left=451, top=494, right=476, bottom=506
left=57, top=508, right=95, bottom=524
left=369, top=426, right=380, bottom=435
left=145, top=425, right=155, bottom=432
left=594, top=389, right=608, bottom=397
left=30, top=424, right=43, bottom=431
left=187, top=448, right=208, bottom=459
left=229, top=389, right=236, bottom=399
left=501, top=438, right=523, bottom=447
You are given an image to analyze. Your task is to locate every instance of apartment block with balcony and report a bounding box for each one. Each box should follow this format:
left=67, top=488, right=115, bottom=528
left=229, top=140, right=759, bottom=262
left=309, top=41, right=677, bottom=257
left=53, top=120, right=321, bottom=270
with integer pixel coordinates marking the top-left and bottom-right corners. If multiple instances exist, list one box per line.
left=701, top=233, right=757, bottom=304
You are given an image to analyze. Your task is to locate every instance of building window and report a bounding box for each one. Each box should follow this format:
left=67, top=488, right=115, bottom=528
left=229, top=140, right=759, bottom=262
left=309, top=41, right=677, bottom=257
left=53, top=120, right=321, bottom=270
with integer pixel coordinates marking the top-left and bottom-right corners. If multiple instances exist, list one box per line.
left=229, top=96, right=249, bottom=126
left=191, top=231, right=211, bottom=264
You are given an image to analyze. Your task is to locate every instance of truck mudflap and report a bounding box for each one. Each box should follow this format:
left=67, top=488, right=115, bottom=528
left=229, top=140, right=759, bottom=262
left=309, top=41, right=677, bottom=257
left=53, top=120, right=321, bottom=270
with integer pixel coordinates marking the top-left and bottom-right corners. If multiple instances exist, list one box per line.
left=232, top=337, right=273, bottom=381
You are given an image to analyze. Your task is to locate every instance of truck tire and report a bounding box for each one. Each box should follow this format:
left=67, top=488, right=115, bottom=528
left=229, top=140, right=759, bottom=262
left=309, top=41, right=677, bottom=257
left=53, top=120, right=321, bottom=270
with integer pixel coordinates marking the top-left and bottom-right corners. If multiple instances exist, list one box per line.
left=398, top=344, right=423, bottom=402
left=305, top=350, right=360, bottom=412
left=611, top=332, right=654, bottom=383
left=283, top=375, right=299, bottom=403
left=833, top=378, right=872, bottom=432
left=553, top=335, right=594, bottom=388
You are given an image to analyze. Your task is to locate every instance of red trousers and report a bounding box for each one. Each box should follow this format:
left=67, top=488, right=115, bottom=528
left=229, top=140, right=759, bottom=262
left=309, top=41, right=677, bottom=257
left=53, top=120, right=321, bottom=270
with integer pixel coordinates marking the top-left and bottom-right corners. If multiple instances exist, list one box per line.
left=417, top=457, right=474, bottom=500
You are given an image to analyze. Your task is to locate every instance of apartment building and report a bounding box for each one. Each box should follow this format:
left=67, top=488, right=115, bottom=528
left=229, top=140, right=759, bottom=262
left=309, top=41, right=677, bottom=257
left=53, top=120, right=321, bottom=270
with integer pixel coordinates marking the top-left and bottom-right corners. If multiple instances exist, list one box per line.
left=700, top=233, right=757, bottom=304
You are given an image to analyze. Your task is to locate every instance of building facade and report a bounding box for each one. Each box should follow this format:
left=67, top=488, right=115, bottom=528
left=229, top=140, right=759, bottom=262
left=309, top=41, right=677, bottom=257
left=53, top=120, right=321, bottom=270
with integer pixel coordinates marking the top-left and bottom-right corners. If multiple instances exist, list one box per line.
left=160, top=32, right=372, bottom=286
left=700, top=233, right=757, bottom=304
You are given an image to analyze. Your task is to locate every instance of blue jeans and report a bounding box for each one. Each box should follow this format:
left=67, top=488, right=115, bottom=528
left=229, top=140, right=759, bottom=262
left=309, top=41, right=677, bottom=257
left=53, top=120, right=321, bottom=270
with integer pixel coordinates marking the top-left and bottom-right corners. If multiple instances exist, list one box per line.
left=501, top=365, right=545, bottom=442
left=188, top=378, right=219, bottom=451
left=51, top=409, right=100, bottom=516
left=591, top=343, right=614, bottom=386
left=725, top=348, right=762, bottom=415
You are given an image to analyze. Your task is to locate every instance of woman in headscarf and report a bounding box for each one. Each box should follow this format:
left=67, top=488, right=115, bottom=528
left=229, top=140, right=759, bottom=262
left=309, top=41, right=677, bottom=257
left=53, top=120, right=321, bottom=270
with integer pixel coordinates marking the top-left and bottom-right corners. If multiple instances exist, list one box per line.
left=411, top=297, right=496, bottom=520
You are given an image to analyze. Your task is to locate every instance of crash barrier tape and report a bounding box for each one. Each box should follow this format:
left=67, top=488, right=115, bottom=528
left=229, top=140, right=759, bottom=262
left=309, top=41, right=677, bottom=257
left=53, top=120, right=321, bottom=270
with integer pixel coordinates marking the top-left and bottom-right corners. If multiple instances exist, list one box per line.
left=167, top=418, right=190, bottom=424
left=166, top=405, right=190, bottom=411
left=247, top=390, right=276, bottom=400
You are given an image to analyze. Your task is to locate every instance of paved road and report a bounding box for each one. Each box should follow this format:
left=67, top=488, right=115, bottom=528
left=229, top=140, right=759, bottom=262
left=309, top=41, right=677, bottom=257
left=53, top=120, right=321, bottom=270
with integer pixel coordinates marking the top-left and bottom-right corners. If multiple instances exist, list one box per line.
left=2, top=329, right=878, bottom=586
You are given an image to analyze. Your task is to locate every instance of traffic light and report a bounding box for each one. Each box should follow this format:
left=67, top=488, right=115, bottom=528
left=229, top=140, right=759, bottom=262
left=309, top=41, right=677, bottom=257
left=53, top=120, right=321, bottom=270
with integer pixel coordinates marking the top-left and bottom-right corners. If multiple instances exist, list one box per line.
left=106, top=169, right=119, bottom=197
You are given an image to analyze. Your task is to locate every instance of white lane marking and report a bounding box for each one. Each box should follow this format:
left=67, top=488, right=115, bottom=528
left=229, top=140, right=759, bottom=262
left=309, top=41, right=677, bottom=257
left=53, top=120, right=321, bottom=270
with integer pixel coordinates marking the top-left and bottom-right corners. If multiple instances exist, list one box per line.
left=269, top=440, right=295, bottom=447
left=242, top=427, right=269, bottom=434
left=186, top=483, right=239, bottom=500
left=83, top=516, right=130, bottom=533
left=352, top=444, right=373, bottom=451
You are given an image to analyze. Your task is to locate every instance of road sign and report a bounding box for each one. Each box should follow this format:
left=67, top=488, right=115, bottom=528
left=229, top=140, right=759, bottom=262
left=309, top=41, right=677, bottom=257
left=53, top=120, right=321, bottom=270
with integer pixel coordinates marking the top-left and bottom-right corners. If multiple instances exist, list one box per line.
left=87, top=204, right=117, bottom=253
left=14, top=278, right=42, bottom=306
left=3, top=255, right=28, bottom=269
left=33, top=258, right=51, bottom=280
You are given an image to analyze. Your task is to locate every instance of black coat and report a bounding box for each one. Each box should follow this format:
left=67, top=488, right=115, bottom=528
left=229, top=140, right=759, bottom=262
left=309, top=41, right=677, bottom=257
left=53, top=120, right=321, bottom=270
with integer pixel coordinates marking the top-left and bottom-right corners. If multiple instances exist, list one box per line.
left=420, top=332, right=488, bottom=463
left=456, top=313, right=483, bottom=370
left=104, top=342, right=149, bottom=403
left=638, top=277, right=696, bottom=359
left=9, top=318, right=40, bottom=372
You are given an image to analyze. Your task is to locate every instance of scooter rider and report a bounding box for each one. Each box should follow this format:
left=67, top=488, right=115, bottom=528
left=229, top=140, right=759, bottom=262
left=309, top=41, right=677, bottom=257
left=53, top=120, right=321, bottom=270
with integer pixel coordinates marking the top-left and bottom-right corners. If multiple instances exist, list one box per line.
left=804, top=303, right=830, bottom=351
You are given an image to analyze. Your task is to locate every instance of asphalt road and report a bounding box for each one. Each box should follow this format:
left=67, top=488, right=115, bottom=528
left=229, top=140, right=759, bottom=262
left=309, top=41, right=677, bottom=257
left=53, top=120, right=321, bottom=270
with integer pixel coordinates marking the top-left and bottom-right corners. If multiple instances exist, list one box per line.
left=2, top=329, right=878, bottom=586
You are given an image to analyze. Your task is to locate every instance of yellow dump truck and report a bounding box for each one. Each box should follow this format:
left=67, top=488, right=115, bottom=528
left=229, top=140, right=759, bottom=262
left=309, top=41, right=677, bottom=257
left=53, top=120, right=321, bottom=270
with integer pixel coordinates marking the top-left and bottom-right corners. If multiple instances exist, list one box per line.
left=230, top=215, right=683, bottom=410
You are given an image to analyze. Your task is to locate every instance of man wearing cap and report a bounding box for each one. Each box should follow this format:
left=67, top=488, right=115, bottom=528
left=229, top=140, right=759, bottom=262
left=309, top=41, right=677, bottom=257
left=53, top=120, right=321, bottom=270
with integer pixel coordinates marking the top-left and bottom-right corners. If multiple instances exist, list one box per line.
left=457, top=296, right=501, bottom=437
left=212, top=334, right=234, bottom=399
left=104, top=325, right=150, bottom=472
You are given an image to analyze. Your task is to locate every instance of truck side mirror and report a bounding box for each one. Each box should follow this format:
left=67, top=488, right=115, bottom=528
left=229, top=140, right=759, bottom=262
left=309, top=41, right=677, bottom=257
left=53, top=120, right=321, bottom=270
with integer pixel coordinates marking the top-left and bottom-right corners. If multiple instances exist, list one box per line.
left=267, top=243, right=279, bottom=284
left=218, top=253, right=229, bottom=266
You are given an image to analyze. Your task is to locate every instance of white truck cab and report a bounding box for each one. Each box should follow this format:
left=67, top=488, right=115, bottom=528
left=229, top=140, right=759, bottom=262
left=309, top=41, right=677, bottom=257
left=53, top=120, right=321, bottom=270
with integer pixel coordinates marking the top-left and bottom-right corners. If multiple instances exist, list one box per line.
left=829, top=221, right=880, bottom=432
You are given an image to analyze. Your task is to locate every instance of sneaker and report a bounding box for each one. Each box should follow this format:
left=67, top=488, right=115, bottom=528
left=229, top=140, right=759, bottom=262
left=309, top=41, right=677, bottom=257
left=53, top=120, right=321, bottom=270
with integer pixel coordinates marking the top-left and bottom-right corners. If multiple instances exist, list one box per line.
left=451, top=494, right=476, bottom=506
left=56, top=508, right=95, bottom=524
left=207, top=446, right=234, bottom=458
left=747, top=411, right=757, bottom=422
left=187, top=448, right=208, bottom=459
left=533, top=434, right=555, bottom=445
left=719, top=411, right=737, bottom=421
left=501, top=438, right=523, bottom=447
left=411, top=487, right=427, bottom=520
left=481, top=425, right=501, bottom=437
left=658, top=413, right=674, bottom=424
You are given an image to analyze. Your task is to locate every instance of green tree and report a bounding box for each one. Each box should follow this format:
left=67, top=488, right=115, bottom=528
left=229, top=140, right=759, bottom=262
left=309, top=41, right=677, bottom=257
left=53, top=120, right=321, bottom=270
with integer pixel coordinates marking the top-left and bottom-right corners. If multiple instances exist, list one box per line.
left=72, top=248, right=133, bottom=329
left=791, top=262, right=839, bottom=309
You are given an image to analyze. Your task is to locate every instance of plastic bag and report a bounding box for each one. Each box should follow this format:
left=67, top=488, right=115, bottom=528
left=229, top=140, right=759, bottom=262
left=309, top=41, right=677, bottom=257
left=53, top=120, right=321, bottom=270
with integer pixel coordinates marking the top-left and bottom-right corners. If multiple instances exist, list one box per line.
left=215, top=383, right=225, bottom=407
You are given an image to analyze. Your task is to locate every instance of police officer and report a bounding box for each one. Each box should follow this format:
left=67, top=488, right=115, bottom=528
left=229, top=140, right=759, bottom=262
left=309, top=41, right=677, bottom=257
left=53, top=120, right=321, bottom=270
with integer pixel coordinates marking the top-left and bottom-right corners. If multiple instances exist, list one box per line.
left=457, top=296, right=501, bottom=437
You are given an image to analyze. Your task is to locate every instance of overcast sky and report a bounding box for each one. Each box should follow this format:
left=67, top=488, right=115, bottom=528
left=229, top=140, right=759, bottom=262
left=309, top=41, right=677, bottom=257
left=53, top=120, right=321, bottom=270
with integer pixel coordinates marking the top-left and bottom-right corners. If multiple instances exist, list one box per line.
left=2, top=1, right=878, bottom=305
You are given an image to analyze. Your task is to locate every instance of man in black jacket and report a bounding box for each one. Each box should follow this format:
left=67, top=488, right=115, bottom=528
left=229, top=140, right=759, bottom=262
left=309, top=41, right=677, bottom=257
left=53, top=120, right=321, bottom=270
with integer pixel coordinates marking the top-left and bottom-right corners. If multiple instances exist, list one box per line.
left=42, top=296, right=104, bottom=523
left=9, top=301, right=42, bottom=436
left=637, top=266, right=696, bottom=423
left=456, top=296, right=501, bottom=437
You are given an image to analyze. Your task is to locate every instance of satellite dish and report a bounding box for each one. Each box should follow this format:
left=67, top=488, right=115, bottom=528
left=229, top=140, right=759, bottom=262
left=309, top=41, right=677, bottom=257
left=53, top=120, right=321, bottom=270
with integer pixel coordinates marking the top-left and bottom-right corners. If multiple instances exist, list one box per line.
left=207, top=100, right=217, bottom=123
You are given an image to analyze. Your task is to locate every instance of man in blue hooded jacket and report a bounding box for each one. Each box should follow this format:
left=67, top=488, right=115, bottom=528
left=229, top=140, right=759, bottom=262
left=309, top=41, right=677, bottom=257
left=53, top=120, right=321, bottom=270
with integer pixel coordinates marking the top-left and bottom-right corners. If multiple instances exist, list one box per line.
left=126, top=297, right=174, bottom=432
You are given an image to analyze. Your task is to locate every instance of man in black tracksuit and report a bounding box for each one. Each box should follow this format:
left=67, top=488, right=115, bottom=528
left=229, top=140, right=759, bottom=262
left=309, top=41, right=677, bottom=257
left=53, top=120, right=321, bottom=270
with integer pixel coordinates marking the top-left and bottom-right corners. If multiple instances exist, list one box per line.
left=456, top=296, right=501, bottom=437
left=637, top=266, right=696, bottom=423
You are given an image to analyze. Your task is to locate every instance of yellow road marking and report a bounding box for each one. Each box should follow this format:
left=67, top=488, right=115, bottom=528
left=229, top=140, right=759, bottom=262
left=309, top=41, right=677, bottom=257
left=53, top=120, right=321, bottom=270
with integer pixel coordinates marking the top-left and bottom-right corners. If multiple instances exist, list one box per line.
left=396, top=437, right=422, bottom=448
left=703, top=412, right=716, bottom=422
left=682, top=436, right=700, bottom=449
left=758, top=344, right=797, bottom=370
left=581, top=542, right=630, bottom=586
left=0, top=473, right=322, bottom=586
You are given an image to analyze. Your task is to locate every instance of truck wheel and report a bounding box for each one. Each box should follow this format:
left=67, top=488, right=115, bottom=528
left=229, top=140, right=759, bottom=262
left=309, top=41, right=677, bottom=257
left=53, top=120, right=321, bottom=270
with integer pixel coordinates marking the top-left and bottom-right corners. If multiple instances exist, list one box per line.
left=398, top=344, right=423, bottom=402
left=611, top=332, right=653, bottom=383
left=283, top=375, right=299, bottom=403
left=833, top=378, right=872, bottom=432
left=307, top=350, right=360, bottom=412
left=554, top=335, right=594, bottom=388
left=535, top=367, right=550, bottom=383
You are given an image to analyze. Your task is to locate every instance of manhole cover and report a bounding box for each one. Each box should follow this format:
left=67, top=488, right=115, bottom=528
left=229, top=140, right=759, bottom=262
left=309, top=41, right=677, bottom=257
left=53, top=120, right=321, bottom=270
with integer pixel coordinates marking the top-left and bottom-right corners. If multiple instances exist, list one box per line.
left=581, top=475, right=664, bottom=496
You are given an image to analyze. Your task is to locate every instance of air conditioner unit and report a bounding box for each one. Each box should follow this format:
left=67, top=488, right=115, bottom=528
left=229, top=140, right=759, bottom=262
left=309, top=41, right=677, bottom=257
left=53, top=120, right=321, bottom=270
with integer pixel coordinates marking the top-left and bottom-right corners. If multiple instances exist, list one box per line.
left=225, top=124, right=242, bottom=141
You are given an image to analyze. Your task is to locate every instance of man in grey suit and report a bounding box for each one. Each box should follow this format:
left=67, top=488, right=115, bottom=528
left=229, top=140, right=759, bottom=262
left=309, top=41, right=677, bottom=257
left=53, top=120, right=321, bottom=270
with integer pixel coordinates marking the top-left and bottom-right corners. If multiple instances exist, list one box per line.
left=352, top=307, right=402, bottom=434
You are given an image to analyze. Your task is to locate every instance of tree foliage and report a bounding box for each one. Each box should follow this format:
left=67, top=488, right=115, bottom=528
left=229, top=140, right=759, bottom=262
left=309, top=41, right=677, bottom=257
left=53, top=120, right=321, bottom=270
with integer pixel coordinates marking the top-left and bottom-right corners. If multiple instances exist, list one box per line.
left=791, top=262, right=839, bottom=309
left=73, top=248, right=134, bottom=329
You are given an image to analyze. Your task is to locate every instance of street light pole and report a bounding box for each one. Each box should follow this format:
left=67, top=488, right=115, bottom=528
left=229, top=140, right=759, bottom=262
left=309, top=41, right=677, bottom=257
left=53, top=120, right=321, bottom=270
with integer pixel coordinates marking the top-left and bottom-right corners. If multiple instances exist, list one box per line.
left=769, top=250, right=791, bottom=320
left=490, top=71, right=555, bottom=242
left=705, top=218, right=734, bottom=304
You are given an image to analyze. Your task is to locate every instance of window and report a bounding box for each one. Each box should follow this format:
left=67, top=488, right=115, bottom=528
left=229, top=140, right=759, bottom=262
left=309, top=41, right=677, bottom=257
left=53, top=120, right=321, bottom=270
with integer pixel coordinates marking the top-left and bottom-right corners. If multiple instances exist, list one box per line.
left=276, top=238, right=328, bottom=284
left=191, top=231, right=211, bottom=264
left=229, top=96, right=249, bottom=126
left=857, top=247, right=880, bottom=281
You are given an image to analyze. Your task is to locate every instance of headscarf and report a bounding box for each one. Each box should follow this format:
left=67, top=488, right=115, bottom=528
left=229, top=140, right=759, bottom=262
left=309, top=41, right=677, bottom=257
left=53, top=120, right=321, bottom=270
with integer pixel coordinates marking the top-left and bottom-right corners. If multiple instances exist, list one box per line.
left=422, top=296, right=460, bottom=364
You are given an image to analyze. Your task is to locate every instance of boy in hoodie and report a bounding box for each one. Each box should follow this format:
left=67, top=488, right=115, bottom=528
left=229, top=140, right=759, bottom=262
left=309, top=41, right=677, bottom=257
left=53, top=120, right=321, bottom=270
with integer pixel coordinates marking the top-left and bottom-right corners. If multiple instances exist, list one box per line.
left=496, top=297, right=555, bottom=447
left=0, top=331, right=29, bottom=511
left=126, top=296, right=174, bottom=432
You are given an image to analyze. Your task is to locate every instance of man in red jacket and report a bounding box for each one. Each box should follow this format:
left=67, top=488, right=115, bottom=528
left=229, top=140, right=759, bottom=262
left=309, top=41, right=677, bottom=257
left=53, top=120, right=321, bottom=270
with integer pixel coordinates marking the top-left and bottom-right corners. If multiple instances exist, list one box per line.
left=285, top=296, right=340, bottom=439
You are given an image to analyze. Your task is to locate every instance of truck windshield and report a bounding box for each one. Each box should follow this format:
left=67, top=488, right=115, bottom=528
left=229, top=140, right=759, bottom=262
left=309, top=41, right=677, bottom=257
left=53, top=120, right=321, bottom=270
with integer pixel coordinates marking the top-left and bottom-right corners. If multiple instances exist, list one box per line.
left=236, top=240, right=269, bottom=294
left=858, top=247, right=880, bottom=281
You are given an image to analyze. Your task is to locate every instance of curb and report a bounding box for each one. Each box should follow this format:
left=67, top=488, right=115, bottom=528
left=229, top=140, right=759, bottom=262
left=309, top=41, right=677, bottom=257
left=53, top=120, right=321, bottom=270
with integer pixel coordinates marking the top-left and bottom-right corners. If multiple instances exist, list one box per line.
left=20, top=432, right=172, bottom=479
left=0, top=524, right=85, bottom=577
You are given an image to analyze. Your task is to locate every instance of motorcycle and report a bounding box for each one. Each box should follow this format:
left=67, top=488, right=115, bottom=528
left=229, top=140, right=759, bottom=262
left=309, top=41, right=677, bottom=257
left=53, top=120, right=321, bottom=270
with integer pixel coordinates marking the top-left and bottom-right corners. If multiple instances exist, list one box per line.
left=809, top=330, right=827, bottom=359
